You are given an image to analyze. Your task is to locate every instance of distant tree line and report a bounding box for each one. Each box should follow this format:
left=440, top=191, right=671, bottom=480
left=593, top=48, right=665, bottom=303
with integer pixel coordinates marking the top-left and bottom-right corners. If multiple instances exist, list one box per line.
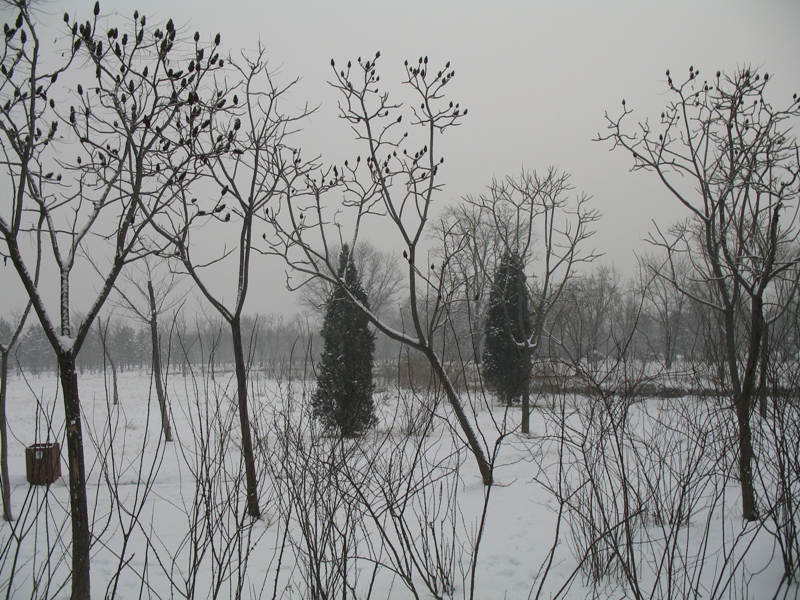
left=5, top=258, right=798, bottom=388
left=1, top=314, right=317, bottom=376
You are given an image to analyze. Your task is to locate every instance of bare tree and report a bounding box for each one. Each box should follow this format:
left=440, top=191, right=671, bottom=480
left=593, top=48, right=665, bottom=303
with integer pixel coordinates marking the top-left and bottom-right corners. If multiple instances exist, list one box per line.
left=550, top=266, right=625, bottom=370
left=432, top=202, right=505, bottom=365
left=598, top=66, right=800, bottom=520
left=152, top=47, right=315, bottom=517
left=465, top=168, right=600, bottom=432
left=0, top=307, right=31, bottom=522
left=114, top=258, right=184, bottom=441
left=0, top=4, right=226, bottom=595
left=96, top=316, right=120, bottom=405
left=266, top=53, right=500, bottom=485
left=0, top=318, right=20, bottom=522
left=0, top=211, right=41, bottom=522
left=637, top=254, right=691, bottom=370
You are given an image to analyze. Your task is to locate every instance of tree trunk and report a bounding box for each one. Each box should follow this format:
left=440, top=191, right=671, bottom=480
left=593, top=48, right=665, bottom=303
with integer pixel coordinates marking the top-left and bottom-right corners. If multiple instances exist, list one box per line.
left=98, top=321, right=119, bottom=406
left=734, top=299, right=766, bottom=521
left=721, top=293, right=761, bottom=521
left=0, top=350, right=12, bottom=521
left=231, top=318, right=261, bottom=517
left=663, top=325, right=673, bottom=371
left=521, top=367, right=531, bottom=435
left=426, top=347, right=493, bottom=486
left=521, top=346, right=534, bottom=435
left=107, top=353, right=119, bottom=406
left=147, top=281, right=172, bottom=442
left=58, top=352, right=91, bottom=599
left=521, top=385, right=530, bottom=435
left=735, top=391, right=759, bottom=521
left=758, top=323, right=769, bottom=419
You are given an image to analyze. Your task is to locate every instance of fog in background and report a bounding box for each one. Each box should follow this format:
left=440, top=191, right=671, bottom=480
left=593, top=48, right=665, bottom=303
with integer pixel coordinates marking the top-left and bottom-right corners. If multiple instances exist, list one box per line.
left=2, top=0, right=799, bottom=320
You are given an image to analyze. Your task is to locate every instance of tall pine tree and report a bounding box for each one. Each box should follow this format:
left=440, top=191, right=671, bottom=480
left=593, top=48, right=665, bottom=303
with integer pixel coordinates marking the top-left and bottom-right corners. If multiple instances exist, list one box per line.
left=312, top=245, right=377, bottom=437
left=483, top=250, right=532, bottom=406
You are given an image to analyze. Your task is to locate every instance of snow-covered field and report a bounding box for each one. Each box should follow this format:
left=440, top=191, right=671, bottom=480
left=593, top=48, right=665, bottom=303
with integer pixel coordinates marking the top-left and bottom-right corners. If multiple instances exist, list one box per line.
left=0, top=367, right=795, bottom=599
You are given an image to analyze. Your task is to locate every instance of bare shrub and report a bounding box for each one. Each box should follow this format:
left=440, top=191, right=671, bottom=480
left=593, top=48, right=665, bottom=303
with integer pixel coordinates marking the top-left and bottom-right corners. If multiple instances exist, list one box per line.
left=532, top=354, right=773, bottom=599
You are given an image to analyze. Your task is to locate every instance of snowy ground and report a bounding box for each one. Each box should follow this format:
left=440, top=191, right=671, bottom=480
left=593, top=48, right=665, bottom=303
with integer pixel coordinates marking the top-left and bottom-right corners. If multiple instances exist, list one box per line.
left=0, top=367, right=795, bottom=599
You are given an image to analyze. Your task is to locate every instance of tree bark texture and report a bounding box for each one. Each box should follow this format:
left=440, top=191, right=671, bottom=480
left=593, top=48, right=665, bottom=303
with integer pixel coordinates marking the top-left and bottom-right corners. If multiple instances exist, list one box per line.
left=425, top=347, right=493, bottom=486
left=231, top=318, right=261, bottom=517
left=0, top=350, right=12, bottom=521
left=58, top=352, right=91, bottom=599
left=147, top=280, right=172, bottom=442
left=735, top=394, right=759, bottom=521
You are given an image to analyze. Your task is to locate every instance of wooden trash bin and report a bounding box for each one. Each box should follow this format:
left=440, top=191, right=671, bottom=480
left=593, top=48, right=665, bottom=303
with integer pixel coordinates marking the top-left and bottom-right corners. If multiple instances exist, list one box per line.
left=26, top=443, right=61, bottom=485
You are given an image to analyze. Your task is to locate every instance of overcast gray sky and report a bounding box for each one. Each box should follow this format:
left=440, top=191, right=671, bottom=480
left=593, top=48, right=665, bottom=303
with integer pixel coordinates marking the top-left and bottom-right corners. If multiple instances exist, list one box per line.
left=3, top=0, right=800, bottom=320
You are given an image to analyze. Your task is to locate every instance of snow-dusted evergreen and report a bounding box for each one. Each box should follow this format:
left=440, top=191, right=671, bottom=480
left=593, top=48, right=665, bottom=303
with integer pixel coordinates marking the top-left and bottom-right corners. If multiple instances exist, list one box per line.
left=312, top=245, right=377, bottom=437
left=482, top=250, right=532, bottom=406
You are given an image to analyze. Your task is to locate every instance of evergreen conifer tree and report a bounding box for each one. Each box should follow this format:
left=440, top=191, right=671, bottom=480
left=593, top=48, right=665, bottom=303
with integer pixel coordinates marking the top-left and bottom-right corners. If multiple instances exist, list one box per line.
left=312, top=245, right=377, bottom=437
left=482, top=250, right=532, bottom=405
